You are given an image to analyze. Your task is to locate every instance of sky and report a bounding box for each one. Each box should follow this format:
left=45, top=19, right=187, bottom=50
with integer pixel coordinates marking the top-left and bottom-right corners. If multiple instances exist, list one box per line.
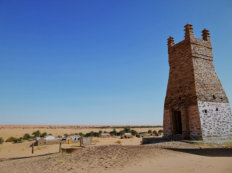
left=0, top=0, right=231, bottom=125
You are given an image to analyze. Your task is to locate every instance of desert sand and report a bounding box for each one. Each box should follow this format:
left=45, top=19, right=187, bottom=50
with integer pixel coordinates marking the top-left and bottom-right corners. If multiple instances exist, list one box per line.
left=0, top=137, right=142, bottom=159
left=0, top=142, right=231, bottom=173
left=0, top=125, right=159, bottom=159
left=0, top=126, right=231, bottom=173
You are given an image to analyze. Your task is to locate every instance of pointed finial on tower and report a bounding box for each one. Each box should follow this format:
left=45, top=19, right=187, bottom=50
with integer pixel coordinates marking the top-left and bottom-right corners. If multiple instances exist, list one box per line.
left=184, top=24, right=194, bottom=40
left=168, top=36, right=175, bottom=47
left=202, top=28, right=210, bottom=41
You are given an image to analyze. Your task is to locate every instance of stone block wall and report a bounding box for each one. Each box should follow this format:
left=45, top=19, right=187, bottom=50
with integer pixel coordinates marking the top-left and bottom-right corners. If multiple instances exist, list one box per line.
left=82, top=137, right=92, bottom=146
left=192, top=49, right=228, bottom=103
left=198, top=101, right=232, bottom=138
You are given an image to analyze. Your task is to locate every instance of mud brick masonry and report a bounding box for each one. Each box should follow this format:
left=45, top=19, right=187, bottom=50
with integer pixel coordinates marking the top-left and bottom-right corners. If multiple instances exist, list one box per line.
left=163, top=24, right=232, bottom=142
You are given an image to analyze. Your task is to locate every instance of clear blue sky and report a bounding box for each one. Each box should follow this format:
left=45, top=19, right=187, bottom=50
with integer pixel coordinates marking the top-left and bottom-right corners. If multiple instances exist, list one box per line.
left=0, top=0, right=231, bottom=125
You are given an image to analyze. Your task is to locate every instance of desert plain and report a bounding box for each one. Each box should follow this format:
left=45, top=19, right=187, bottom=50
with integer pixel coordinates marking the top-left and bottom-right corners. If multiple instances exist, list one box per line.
left=0, top=125, right=231, bottom=173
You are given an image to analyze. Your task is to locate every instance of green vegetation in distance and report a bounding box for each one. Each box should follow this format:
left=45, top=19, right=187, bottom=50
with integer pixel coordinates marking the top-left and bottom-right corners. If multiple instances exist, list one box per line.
left=32, top=130, right=41, bottom=137
left=153, top=130, right=158, bottom=136
left=6, top=137, right=23, bottom=143
left=81, top=128, right=162, bottom=137
left=92, top=126, right=163, bottom=129
left=5, top=130, right=54, bottom=144
left=23, top=133, right=32, bottom=140
left=3, top=127, right=164, bottom=144
left=158, top=129, right=163, bottom=135
left=0, top=137, right=4, bottom=144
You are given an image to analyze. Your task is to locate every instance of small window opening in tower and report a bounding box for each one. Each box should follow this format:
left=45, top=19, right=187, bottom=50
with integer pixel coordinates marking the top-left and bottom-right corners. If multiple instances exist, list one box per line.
left=213, top=95, right=216, bottom=99
left=203, top=110, right=207, bottom=113
left=216, top=108, right=218, bottom=111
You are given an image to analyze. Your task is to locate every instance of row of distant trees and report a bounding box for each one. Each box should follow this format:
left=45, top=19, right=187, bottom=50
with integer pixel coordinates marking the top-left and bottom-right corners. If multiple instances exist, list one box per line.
left=0, top=137, right=3, bottom=144
left=0, top=130, right=52, bottom=144
left=71, top=128, right=163, bottom=137
left=0, top=128, right=163, bottom=144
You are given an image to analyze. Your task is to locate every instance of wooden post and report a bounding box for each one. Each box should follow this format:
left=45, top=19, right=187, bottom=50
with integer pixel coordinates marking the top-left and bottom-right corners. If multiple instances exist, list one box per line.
left=59, top=142, right=62, bottom=153
left=80, top=137, right=83, bottom=147
left=32, top=143, right=34, bottom=154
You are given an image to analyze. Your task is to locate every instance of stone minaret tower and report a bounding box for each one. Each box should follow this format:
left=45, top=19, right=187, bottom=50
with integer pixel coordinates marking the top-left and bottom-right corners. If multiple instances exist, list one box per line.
left=163, top=24, right=232, bottom=142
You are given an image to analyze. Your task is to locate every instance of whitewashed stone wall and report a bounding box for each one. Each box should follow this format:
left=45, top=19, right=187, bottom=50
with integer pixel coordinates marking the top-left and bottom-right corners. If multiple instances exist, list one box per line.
left=198, top=101, right=232, bottom=139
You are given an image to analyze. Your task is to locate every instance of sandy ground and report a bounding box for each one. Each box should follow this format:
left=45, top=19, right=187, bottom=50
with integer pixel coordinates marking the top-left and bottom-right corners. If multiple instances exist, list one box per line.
left=0, top=126, right=231, bottom=173
left=0, top=142, right=231, bottom=173
left=0, top=137, right=142, bottom=159
left=0, top=125, right=158, bottom=159
left=0, top=126, right=157, bottom=159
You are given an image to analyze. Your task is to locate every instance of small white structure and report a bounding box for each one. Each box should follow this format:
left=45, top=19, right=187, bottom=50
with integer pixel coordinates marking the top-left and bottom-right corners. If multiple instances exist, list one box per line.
left=44, top=135, right=56, bottom=140
left=67, top=135, right=80, bottom=141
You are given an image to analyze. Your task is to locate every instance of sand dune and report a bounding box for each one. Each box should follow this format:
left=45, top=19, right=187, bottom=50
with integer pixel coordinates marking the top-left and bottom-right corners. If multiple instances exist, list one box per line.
left=0, top=143, right=231, bottom=173
left=0, top=137, right=142, bottom=159
left=0, top=126, right=231, bottom=173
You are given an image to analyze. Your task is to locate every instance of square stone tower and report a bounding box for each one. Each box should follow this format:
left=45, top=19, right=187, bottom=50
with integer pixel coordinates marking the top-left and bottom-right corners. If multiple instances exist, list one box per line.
left=163, top=24, right=232, bottom=142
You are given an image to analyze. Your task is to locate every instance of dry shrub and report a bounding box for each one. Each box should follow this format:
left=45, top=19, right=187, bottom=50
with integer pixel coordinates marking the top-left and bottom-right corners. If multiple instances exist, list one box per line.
left=56, top=160, right=65, bottom=165
left=92, top=139, right=99, bottom=144
left=36, top=145, right=47, bottom=151
left=224, top=142, right=232, bottom=148
left=0, top=137, right=3, bottom=144
left=115, top=140, right=121, bottom=144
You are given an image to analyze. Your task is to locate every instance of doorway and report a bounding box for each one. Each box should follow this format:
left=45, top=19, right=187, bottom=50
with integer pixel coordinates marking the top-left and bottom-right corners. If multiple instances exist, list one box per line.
left=173, top=111, right=182, bottom=134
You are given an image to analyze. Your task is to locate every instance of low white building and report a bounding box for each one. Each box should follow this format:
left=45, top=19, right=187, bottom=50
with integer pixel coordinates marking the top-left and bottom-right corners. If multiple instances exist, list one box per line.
left=44, top=135, right=56, bottom=140
left=67, top=135, right=80, bottom=141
